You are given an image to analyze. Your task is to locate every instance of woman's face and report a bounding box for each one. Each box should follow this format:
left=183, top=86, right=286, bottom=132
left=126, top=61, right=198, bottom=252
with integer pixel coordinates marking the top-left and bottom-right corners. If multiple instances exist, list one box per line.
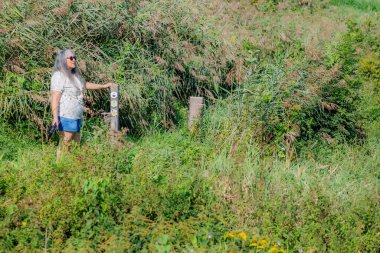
left=66, top=52, right=76, bottom=70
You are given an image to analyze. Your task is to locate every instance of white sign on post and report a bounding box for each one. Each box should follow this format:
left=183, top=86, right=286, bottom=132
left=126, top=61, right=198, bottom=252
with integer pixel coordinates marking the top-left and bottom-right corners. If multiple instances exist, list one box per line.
left=111, top=92, right=118, bottom=99
left=110, top=85, right=119, bottom=131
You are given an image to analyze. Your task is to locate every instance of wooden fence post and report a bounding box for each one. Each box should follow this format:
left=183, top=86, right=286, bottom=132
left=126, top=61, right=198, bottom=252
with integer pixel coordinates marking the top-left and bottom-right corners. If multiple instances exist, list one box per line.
left=189, top=96, right=204, bottom=131
left=110, top=84, right=119, bottom=132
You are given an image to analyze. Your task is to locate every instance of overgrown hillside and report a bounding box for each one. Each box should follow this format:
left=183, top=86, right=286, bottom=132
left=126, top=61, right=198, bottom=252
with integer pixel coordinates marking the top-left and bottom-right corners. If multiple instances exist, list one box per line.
left=0, top=0, right=379, bottom=252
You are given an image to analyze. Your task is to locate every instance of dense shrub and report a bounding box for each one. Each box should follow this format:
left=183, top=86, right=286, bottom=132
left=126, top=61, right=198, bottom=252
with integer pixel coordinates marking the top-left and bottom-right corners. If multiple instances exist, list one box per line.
left=0, top=0, right=236, bottom=136
left=201, top=17, right=379, bottom=159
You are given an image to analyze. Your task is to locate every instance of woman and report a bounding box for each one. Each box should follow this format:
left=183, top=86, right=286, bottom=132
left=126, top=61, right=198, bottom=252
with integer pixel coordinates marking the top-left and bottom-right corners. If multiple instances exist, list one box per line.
left=50, top=49, right=112, bottom=149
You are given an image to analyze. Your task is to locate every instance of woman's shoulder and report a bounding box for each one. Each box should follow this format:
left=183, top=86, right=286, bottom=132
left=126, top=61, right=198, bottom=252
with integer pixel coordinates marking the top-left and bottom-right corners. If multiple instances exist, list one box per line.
left=51, top=71, right=69, bottom=91
left=52, top=70, right=64, bottom=78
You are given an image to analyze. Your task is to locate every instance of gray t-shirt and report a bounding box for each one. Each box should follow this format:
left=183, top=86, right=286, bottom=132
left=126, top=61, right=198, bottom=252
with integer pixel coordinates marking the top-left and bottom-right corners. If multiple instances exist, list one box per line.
left=51, top=71, right=85, bottom=119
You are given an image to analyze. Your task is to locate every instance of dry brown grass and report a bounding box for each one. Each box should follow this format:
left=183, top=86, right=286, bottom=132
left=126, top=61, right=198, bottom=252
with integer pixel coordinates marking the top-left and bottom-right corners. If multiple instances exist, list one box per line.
left=52, top=5, right=69, bottom=17
left=78, top=60, right=87, bottom=73
left=185, top=0, right=353, bottom=64
left=28, top=93, right=48, bottom=104
left=10, top=65, right=25, bottom=74
left=321, top=101, right=339, bottom=111
left=186, top=0, right=257, bottom=53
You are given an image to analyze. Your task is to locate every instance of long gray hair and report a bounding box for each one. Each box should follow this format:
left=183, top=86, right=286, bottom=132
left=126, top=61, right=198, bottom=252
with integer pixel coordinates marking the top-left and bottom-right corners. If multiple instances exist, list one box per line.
left=52, top=49, right=84, bottom=88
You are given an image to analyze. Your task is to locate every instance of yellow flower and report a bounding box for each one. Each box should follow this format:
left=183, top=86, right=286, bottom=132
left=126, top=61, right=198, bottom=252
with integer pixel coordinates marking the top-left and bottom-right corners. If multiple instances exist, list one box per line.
left=237, top=232, right=247, bottom=241
left=258, top=245, right=265, bottom=249
left=269, top=244, right=279, bottom=253
left=249, top=242, right=258, bottom=247
left=21, top=221, right=27, bottom=227
left=279, top=248, right=286, bottom=253
left=223, top=232, right=236, bottom=240
left=258, top=239, right=269, bottom=248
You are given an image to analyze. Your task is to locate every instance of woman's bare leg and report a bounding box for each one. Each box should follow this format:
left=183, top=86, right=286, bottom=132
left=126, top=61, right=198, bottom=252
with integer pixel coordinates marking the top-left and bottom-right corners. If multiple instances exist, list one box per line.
left=57, top=131, right=76, bottom=160
left=73, top=132, right=81, bottom=145
left=62, top=131, right=75, bottom=145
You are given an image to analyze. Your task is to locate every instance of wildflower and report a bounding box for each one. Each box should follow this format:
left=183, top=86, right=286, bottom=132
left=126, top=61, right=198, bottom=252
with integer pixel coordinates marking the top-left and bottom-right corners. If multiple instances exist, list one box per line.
left=223, top=232, right=236, bottom=240
left=279, top=248, right=286, bottom=253
left=237, top=232, right=247, bottom=241
left=249, top=242, right=258, bottom=247
left=21, top=221, right=27, bottom=227
left=258, top=239, right=269, bottom=248
left=269, top=244, right=279, bottom=253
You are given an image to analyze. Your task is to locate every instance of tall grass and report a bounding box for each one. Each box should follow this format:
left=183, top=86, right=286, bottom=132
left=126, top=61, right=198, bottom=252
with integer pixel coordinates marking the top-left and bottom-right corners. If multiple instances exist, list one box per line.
left=0, top=123, right=378, bottom=251
left=0, top=0, right=379, bottom=251
left=0, top=0, right=237, bottom=136
left=1, top=0, right=378, bottom=142
left=330, top=0, right=380, bottom=11
left=0, top=121, right=38, bottom=161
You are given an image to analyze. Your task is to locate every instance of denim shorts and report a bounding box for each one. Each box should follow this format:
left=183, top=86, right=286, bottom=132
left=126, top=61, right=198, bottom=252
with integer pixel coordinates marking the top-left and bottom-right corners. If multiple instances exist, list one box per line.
left=58, top=117, right=82, bottom=132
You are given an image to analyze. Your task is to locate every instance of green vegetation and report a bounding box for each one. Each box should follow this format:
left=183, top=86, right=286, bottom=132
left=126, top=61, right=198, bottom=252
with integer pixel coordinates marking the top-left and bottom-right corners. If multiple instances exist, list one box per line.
left=331, top=0, right=380, bottom=11
left=1, top=0, right=379, bottom=252
left=0, top=0, right=234, bottom=136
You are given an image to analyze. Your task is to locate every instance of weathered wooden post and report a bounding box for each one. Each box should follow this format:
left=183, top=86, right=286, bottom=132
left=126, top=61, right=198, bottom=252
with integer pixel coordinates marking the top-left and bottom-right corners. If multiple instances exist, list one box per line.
left=189, top=96, right=204, bottom=131
left=110, top=84, right=119, bottom=132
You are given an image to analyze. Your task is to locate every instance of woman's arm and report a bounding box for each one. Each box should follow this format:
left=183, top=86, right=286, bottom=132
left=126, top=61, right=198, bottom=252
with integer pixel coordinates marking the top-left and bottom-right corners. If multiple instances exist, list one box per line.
left=85, top=82, right=113, bottom=90
left=51, top=91, right=61, bottom=126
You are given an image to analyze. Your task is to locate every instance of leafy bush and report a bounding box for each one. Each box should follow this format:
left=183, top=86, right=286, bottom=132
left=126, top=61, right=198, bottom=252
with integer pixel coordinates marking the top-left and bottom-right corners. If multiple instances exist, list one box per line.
left=125, top=131, right=213, bottom=220
left=203, top=17, right=380, bottom=163
left=359, top=53, right=380, bottom=81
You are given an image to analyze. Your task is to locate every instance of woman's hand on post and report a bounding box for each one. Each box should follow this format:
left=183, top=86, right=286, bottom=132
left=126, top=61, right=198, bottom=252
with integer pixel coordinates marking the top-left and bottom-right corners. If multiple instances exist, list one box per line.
left=85, top=82, right=115, bottom=90
left=104, top=83, right=114, bottom=88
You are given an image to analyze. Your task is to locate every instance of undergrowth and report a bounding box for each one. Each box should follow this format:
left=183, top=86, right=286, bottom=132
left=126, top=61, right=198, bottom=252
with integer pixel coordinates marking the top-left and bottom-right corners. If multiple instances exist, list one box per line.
left=0, top=0, right=379, bottom=252
left=0, top=123, right=379, bottom=252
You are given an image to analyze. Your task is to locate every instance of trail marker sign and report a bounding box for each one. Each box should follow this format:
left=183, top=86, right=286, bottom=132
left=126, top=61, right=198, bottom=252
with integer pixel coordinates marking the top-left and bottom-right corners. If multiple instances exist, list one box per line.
left=110, top=84, right=119, bottom=131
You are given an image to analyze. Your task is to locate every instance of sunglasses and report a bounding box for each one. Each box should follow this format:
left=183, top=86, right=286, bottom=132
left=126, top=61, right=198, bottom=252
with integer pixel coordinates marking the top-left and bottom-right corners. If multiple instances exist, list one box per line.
left=67, top=56, right=76, bottom=61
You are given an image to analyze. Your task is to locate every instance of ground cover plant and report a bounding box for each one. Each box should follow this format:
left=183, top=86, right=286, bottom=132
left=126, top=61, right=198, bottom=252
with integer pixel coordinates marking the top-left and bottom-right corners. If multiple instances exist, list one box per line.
left=0, top=0, right=379, bottom=252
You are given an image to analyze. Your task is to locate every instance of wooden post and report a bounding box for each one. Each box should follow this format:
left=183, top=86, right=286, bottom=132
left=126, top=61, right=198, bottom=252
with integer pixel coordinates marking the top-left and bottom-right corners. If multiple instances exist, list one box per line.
left=189, top=96, right=204, bottom=131
left=110, top=84, right=119, bottom=132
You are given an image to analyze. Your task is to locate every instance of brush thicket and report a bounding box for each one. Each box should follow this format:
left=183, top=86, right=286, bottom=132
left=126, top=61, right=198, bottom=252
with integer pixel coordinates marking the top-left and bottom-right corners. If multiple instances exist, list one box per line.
left=0, top=0, right=238, bottom=137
